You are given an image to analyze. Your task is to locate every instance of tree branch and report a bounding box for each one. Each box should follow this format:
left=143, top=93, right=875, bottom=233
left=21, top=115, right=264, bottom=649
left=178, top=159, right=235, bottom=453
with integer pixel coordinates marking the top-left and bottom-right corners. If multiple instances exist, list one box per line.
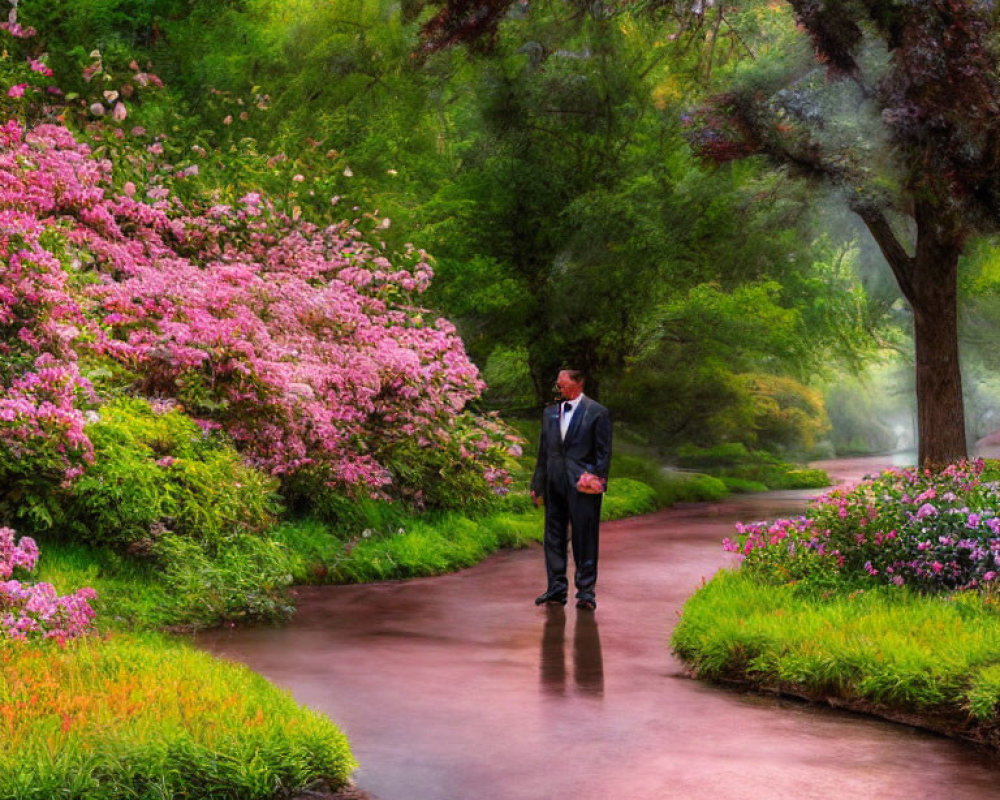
left=855, top=208, right=916, bottom=303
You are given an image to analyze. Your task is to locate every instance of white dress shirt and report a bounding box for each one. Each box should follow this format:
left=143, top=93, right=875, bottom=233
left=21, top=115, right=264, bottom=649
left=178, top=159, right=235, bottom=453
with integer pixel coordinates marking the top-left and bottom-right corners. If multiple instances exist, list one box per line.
left=560, top=394, right=584, bottom=441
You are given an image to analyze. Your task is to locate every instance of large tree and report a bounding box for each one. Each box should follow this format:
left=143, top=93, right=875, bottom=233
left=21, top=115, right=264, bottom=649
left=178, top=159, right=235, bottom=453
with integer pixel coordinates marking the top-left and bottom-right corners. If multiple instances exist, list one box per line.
left=687, top=0, right=1000, bottom=466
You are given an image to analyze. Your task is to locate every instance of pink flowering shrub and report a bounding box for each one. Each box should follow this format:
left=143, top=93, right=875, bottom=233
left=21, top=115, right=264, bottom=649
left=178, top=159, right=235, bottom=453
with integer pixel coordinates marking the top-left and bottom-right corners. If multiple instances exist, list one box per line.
left=0, top=527, right=96, bottom=641
left=0, top=117, right=510, bottom=510
left=724, top=460, right=1000, bottom=592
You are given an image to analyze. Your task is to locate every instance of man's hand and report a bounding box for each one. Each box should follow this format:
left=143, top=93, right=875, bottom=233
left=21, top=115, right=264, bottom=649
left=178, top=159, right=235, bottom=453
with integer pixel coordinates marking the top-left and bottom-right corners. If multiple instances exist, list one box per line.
left=531, top=490, right=543, bottom=507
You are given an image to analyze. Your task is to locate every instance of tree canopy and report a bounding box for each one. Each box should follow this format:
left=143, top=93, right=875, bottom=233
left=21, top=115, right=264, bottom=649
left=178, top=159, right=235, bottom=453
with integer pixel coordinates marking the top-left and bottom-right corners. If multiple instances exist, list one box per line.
left=688, top=0, right=1000, bottom=464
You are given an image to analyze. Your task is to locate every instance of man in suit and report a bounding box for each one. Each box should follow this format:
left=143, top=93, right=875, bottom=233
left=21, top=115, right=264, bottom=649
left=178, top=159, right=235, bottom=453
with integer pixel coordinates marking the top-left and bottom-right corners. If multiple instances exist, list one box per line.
left=531, top=369, right=612, bottom=610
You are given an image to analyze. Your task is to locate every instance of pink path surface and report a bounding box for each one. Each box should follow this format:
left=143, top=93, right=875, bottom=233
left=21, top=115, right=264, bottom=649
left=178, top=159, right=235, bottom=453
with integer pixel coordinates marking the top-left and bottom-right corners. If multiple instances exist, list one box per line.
left=197, top=457, right=1000, bottom=799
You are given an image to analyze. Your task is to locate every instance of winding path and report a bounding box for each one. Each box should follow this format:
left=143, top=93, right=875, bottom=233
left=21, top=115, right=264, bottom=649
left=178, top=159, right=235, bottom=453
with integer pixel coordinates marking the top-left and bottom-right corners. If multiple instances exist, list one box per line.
left=197, top=458, right=1000, bottom=799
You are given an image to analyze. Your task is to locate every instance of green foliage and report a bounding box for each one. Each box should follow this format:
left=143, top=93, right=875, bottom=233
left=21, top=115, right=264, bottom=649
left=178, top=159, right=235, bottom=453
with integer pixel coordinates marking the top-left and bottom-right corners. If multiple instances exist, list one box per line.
left=34, top=527, right=295, bottom=630
left=610, top=454, right=729, bottom=504
left=374, top=429, right=501, bottom=514
left=33, top=539, right=178, bottom=630
left=609, top=274, right=848, bottom=455
left=153, top=532, right=296, bottom=626
left=0, top=632, right=355, bottom=799
left=675, top=443, right=830, bottom=489
left=601, top=478, right=658, bottom=519
left=284, top=471, right=410, bottom=532
left=324, top=509, right=543, bottom=583
left=719, top=476, right=769, bottom=493
left=286, top=413, right=517, bottom=519
left=672, top=570, right=1000, bottom=725
left=23, top=398, right=296, bottom=626
left=56, top=398, right=281, bottom=551
left=274, top=467, right=673, bottom=585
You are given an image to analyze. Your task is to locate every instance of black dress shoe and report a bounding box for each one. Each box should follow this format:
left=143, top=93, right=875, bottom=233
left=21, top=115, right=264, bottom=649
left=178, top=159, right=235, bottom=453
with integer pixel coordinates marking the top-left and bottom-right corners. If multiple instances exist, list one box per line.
left=576, top=597, right=597, bottom=611
left=535, top=590, right=567, bottom=606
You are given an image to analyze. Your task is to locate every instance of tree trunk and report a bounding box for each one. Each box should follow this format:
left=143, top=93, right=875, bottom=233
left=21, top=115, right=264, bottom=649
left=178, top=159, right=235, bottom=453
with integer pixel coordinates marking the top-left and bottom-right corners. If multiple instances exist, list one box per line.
left=911, top=241, right=967, bottom=468
left=860, top=203, right=968, bottom=468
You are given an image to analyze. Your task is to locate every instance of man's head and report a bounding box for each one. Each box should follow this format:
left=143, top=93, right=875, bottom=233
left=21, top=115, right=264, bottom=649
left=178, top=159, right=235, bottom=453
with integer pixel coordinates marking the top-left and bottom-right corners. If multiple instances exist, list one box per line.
left=556, top=369, right=584, bottom=401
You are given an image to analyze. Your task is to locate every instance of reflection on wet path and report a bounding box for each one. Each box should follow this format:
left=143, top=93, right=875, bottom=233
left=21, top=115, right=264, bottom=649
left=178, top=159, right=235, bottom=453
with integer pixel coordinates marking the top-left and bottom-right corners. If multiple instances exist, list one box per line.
left=539, top=606, right=603, bottom=698
left=197, top=457, right=1000, bottom=800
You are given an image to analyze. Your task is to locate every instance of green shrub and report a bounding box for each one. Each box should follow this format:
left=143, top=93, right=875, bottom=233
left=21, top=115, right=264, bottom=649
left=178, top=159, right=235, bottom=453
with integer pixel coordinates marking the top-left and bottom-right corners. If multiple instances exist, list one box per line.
left=720, top=476, right=769, bottom=493
left=35, top=398, right=294, bottom=626
left=767, top=467, right=830, bottom=489
left=674, top=443, right=829, bottom=490
left=373, top=412, right=516, bottom=514
left=611, top=453, right=729, bottom=505
left=58, top=397, right=281, bottom=552
left=284, top=471, right=410, bottom=535
left=601, top=478, right=658, bottom=519
left=674, top=442, right=752, bottom=469
left=679, top=474, right=730, bottom=502
left=153, top=533, right=296, bottom=626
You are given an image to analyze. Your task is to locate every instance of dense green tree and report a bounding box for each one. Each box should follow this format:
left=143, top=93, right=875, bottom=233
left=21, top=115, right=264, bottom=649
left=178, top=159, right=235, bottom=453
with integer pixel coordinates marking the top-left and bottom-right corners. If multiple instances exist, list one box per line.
left=420, top=6, right=876, bottom=418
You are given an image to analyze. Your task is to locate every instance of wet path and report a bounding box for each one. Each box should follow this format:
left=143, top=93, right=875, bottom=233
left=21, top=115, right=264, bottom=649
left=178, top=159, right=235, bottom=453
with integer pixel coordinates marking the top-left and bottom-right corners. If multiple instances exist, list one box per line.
left=197, top=457, right=1000, bottom=799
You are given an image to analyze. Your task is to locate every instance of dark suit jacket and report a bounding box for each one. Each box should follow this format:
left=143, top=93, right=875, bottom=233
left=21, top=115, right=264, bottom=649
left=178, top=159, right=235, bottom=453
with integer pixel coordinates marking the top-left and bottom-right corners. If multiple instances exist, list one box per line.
left=531, top=395, right=612, bottom=498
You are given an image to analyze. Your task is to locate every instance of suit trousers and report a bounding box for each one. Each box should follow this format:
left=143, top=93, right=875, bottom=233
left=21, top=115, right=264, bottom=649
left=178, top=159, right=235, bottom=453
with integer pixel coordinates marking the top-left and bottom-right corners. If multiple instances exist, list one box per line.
left=543, top=474, right=602, bottom=599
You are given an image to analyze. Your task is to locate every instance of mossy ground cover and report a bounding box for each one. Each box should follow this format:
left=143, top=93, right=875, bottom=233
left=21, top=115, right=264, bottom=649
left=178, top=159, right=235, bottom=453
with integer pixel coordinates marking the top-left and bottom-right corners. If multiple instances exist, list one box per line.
left=0, top=634, right=355, bottom=800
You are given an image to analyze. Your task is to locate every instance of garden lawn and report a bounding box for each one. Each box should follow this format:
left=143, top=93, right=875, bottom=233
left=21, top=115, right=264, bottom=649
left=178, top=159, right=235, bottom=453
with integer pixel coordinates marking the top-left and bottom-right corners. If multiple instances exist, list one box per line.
left=0, top=633, right=354, bottom=800
left=672, top=569, right=1000, bottom=745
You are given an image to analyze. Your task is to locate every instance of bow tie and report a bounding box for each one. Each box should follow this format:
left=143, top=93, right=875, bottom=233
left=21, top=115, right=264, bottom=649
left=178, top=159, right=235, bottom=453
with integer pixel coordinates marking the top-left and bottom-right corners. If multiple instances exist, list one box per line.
left=563, top=401, right=574, bottom=414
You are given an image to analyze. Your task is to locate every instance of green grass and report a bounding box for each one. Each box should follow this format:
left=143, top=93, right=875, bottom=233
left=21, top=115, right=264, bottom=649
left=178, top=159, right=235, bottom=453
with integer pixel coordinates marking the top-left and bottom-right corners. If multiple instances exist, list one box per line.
left=276, top=507, right=543, bottom=584
left=719, top=476, right=769, bottom=493
left=672, top=570, right=1000, bottom=722
left=274, top=473, right=686, bottom=584
left=0, top=633, right=355, bottom=799
left=611, top=454, right=729, bottom=506
left=33, top=536, right=295, bottom=631
left=673, top=443, right=830, bottom=490
left=33, top=540, right=180, bottom=632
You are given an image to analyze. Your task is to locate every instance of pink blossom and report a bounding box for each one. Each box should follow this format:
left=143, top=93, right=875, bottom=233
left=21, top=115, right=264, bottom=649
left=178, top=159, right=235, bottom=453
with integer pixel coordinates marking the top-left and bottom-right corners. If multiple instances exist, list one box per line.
left=28, top=59, right=53, bottom=77
left=0, top=527, right=95, bottom=641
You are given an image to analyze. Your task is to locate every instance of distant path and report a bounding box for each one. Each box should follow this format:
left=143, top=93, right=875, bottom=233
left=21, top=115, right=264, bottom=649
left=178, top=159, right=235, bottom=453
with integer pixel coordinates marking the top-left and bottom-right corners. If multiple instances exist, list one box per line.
left=197, top=457, right=1000, bottom=800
